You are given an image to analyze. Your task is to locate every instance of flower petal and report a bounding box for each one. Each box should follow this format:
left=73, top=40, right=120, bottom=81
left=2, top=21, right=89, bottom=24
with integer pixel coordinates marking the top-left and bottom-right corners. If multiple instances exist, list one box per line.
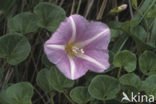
left=69, top=16, right=76, bottom=42
left=70, top=14, right=88, bottom=42
left=56, top=56, right=89, bottom=80
left=44, top=44, right=66, bottom=64
left=75, top=22, right=110, bottom=49
left=75, top=49, right=110, bottom=72
left=46, top=17, right=73, bottom=45
left=46, top=44, right=65, bottom=50
left=45, top=14, right=88, bottom=45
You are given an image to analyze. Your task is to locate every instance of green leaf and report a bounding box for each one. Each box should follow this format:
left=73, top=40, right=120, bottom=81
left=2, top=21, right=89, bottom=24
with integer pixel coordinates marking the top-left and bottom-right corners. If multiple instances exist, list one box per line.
left=134, top=0, right=156, bottom=22
left=133, top=25, right=146, bottom=41
left=139, top=51, right=156, bottom=75
left=8, top=12, right=39, bottom=35
left=36, top=68, right=54, bottom=93
left=110, top=29, right=122, bottom=42
left=0, top=34, right=31, bottom=65
left=108, top=21, right=122, bottom=29
left=113, top=50, right=137, bottom=72
left=41, top=54, right=53, bottom=68
left=119, top=73, right=141, bottom=90
left=120, top=20, right=139, bottom=32
left=142, top=75, right=156, bottom=97
left=149, top=18, right=156, bottom=48
left=6, top=82, right=33, bottom=104
left=0, top=0, right=16, bottom=14
left=111, top=35, right=128, bottom=53
left=88, top=75, right=120, bottom=101
left=34, top=2, right=66, bottom=32
left=70, top=86, right=90, bottom=104
left=0, top=90, right=11, bottom=104
left=147, top=9, right=156, bottom=18
left=49, top=67, right=74, bottom=92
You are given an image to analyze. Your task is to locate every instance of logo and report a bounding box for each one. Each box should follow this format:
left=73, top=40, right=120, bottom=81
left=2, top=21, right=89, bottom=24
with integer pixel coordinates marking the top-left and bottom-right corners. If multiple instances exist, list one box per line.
left=121, top=92, right=154, bottom=102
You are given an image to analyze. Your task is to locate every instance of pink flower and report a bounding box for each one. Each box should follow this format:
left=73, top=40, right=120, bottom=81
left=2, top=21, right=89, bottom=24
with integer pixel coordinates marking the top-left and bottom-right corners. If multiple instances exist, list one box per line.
left=44, top=14, right=110, bottom=80
left=120, top=4, right=128, bottom=10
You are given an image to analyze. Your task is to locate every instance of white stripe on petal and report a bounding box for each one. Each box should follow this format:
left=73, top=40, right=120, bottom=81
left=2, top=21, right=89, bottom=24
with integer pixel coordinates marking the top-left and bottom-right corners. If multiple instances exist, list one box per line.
left=75, top=54, right=106, bottom=69
left=70, top=16, right=76, bottom=42
left=46, top=44, right=65, bottom=50
left=68, top=56, right=76, bottom=80
left=75, top=29, right=109, bottom=48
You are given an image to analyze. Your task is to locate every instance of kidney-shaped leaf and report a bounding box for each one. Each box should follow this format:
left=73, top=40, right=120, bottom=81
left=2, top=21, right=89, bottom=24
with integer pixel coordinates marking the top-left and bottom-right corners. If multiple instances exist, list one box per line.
left=34, top=2, right=66, bottom=32
left=113, top=50, right=136, bottom=72
left=0, top=34, right=31, bottom=65
left=0, top=90, right=11, bottom=104
left=142, top=75, right=156, bottom=98
left=70, top=86, right=90, bottom=104
left=149, top=18, right=156, bottom=48
left=49, top=67, right=74, bottom=92
left=88, top=75, right=120, bottom=101
left=41, top=54, right=53, bottom=68
left=36, top=68, right=54, bottom=93
left=119, top=73, right=141, bottom=90
left=6, top=82, right=33, bottom=104
left=139, top=51, right=156, bottom=75
left=8, top=12, right=39, bottom=35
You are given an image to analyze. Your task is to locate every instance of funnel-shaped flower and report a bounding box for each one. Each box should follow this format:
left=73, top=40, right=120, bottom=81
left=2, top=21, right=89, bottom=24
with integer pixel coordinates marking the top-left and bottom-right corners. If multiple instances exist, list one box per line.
left=44, top=14, right=110, bottom=80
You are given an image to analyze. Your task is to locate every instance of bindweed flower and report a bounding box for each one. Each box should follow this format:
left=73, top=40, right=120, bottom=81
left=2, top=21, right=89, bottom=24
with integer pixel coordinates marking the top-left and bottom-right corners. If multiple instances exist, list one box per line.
left=44, top=15, right=110, bottom=80
left=120, top=4, right=128, bottom=10
left=109, top=4, right=128, bottom=15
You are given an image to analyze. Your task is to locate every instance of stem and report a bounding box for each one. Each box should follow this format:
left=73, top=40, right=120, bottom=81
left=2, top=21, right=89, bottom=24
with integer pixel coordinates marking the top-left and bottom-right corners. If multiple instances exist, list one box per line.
left=50, top=92, right=55, bottom=104
left=76, top=0, right=82, bottom=14
left=117, top=37, right=128, bottom=53
left=128, top=0, right=134, bottom=19
left=84, top=0, right=94, bottom=18
left=117, top=67, right=122, bottom=79
left=70, top=0, right=76, bottom=15
left=96, top=0, right=107, bottom=20
left=63, top=91, right=75, bottom=104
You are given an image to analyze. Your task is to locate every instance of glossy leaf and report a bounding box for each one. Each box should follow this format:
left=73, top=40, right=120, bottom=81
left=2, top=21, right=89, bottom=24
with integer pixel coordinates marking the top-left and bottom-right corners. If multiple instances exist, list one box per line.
left=119, top=73, right=141, bottom=90
left=139, top=51, right=156, bottom=75
left=149, top=18, right=156, bottom=48
left=8, top=12, right=39, bottom=35
left=120, top=20, right=139, bottom=32
left=88, top=75, right=120, bottom=101
left=134, top=0, right=156, bottom=22
left=6, top=82, right=33, bottom=104
left=49, top=67, right=74, bottom=92
left=41, top=54, right=53, bottom=68
left=147, top=9, right=156, bottom=18
left=34, top=2, right=66, bottom=32
left=142, top=75, right=156, bottom=97
left=133, top=25, right=146, bottom=41
left=70, top=86, right=90, bottom=104
left=36, top=68, right=54, bottom=93
left=0, top=90, right=11, bottom=104
left=113, top=50, right=137, bottom=72
left=0, top=34, right=31, bottom=65
left=110, top=29, right=122, bottom=42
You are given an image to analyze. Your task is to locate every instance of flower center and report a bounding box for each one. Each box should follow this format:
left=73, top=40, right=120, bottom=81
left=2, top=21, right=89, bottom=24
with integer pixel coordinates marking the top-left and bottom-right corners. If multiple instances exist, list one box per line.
left=65, top=42, right=84, bottom=56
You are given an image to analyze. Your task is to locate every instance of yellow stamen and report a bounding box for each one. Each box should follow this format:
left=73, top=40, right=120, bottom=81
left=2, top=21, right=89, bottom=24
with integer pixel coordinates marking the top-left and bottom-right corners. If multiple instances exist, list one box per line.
left=65, top=42, right=84, bottom=56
